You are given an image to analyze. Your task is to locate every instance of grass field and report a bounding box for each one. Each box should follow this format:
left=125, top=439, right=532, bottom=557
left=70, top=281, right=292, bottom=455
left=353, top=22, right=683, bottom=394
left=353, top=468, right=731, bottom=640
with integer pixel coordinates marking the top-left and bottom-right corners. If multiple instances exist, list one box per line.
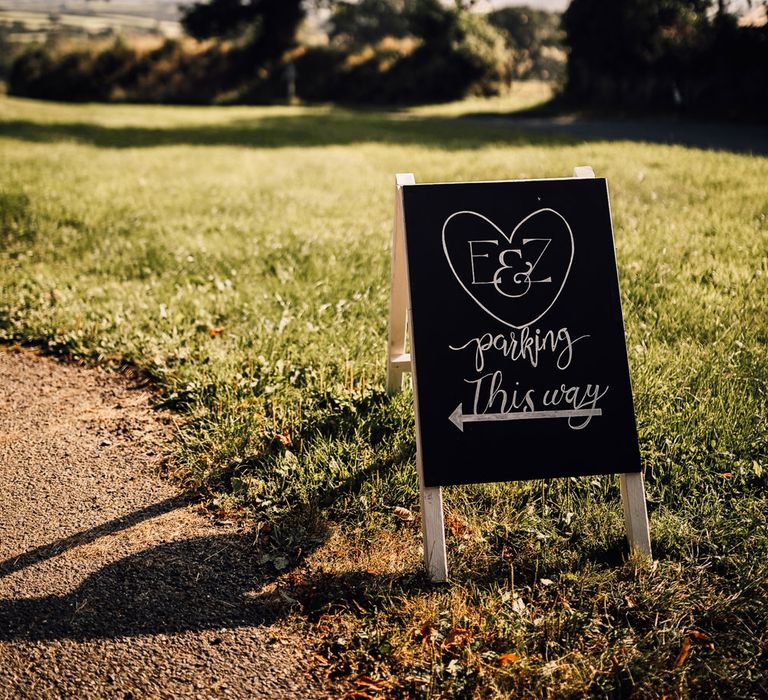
left=1, top=92, right=767, bottom=697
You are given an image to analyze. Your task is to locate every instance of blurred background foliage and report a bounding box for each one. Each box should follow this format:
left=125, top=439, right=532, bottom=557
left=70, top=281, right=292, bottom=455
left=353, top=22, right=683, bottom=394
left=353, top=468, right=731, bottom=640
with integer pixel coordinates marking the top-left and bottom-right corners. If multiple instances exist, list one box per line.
left=563, top=0, right=768, bottom=119
left=0, top=0, right=765, bottom=115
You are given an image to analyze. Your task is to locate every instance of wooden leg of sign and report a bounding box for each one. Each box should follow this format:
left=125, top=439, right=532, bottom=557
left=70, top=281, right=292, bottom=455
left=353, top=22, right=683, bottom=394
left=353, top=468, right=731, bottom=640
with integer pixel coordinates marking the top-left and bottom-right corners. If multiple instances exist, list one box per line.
left=573, top=165, right=652, bottom=559
left=386, top=173, right=415, bottom=395
left=419, top=480, right=448, bottom=583
left=410, top=321, right=448, bottom=582
left=620, top=472, right=652, bottom=558
left=387, top=173, right=448, bottom=581
left=413, top=345, right=448, bottom=581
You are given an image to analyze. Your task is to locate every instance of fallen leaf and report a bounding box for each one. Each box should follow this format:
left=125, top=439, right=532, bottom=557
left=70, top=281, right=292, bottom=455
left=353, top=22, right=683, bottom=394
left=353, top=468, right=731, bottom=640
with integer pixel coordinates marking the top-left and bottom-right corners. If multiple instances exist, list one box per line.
left=418, top=624, right=436, bottom=646
left=498, top=652, right=519, bottom=665
left=274, top=428, right=292, bottom=447
left=354, top=676, right=390, bottom=691
left=672, top=629, right=713, bottom=670
left=442, top=628, right=472, bottom=652
left=393, top=506, right=414, bottom=522
left=404, top=676, right=429, bottom=686
left=445, top=512, right=470, bottom=539
left=687, top=630, right=711, bottom=642
left=673, top=636, right=691, bottom=669
left=687, top=629, right=715, bottom=650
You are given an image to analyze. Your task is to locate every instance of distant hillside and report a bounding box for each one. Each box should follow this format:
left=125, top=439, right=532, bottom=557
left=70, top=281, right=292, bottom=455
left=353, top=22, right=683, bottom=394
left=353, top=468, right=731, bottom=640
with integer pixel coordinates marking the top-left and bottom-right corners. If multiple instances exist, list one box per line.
left=0, top=0, right=180, bottom=21
left=0, top=1, right=181, bottom=41
left=0, top=0, right=572, bottom=20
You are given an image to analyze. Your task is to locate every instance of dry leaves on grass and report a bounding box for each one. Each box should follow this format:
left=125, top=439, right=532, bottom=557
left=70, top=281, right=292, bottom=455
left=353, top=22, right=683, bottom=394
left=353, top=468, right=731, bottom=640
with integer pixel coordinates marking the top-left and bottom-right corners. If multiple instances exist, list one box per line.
left=673, top=630, right=715, bottom=669
left=444, top=511, right=471, bottom=540
left=310, top=653, right=329, bottom=668
left=418, top=623, right=437, bottom=648
left=442, top=628, right=472, bottom=655
left=274, top=428, right=293, bottom=448
left=393, top=506, right=414, bottom=522
left=342, top=675, right=392, bottom=699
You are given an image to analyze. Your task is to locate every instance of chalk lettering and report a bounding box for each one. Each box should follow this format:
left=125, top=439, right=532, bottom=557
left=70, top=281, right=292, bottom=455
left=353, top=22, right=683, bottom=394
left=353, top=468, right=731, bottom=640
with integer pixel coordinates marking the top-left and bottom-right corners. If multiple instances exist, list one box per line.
left=468, top=240, right=498, bottom=285
left=493, top=238, right=553, bottom=298
left=465, top=371, right=536, bottom=415
left=464, top=370, right=609, bottom=430
left=449, top=327, right=589, bottom=372
left=541, top=383, right=609, bottom=429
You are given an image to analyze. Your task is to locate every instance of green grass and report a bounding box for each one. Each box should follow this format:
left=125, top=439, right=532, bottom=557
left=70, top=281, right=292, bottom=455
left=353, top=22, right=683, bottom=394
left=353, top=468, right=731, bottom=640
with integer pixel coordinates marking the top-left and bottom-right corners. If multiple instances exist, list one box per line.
left=1, top=91, right=767, bottom=698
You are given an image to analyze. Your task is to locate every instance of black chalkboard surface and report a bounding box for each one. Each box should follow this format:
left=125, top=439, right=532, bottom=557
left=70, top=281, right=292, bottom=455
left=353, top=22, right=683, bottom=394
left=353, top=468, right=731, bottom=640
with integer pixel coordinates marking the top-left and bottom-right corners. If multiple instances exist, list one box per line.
left=402, top=177, right=641, bottom=488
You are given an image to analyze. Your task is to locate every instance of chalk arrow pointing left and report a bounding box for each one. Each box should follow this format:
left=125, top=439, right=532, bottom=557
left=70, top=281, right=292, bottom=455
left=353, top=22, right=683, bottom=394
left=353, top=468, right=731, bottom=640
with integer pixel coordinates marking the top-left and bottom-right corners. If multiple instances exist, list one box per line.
left=449, top=403, right=602, bottom=432
left=449, top=403, right=465, bottom=431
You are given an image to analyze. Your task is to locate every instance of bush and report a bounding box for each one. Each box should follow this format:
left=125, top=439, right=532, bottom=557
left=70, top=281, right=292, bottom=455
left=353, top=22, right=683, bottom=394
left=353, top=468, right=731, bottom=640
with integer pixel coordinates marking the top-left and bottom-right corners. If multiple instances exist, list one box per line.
left=329, top=0, right=411, bottom=49
left=7, top=38, right=239, bottom=105
left=6, top=2, right=515, bottom=106
left=295, top=6, right=510, bottom=104
left=293, top=46, right=347, bottom=102
left=9, top=40, right=135, bottom=102
left=129, top=40, right=238, bottom=104
left=487, top=6, right=566, bottom=82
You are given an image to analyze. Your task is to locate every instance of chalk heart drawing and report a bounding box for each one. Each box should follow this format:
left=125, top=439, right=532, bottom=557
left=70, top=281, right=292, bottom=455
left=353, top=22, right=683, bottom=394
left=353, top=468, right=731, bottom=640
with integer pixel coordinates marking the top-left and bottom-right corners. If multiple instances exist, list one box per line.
left=442, top=208, right=574, bottom=329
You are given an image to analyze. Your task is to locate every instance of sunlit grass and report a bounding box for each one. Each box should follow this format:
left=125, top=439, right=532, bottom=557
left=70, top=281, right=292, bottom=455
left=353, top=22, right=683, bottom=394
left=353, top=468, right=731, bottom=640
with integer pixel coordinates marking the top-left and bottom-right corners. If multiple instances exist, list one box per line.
left=1, top=93, right=766, bottom=697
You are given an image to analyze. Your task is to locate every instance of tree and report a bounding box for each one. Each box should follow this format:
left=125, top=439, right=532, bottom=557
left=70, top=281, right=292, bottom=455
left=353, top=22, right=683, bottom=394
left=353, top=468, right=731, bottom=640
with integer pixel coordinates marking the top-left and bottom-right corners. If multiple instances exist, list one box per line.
left=488, top=6, right=565, bottom=80
left=329, top=0, right=411, bottom=49
left=381, top=0, right=509, bottom=101
left=561, top=0, right=768, bottom=118
left=562, top=0, right=711, bottom=104
left=181, top=0, right=304, bottom=66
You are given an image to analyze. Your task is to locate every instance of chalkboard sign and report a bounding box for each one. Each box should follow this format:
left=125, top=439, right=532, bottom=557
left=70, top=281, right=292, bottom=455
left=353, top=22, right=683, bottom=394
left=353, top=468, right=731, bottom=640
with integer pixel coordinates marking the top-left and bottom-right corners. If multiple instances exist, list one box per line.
left=402, top=177, right=641, bottom=488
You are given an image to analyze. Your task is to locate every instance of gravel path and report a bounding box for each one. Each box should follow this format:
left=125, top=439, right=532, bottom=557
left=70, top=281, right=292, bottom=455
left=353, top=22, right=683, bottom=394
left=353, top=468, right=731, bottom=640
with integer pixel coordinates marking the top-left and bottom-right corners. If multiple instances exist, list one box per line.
left=0, top=347, right=325, bottom=699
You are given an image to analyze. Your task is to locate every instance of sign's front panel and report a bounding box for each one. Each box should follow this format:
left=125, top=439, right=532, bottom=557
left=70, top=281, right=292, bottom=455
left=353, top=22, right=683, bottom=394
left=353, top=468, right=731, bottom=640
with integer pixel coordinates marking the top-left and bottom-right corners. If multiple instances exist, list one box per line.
left=402, top=178, right=641, bottom=487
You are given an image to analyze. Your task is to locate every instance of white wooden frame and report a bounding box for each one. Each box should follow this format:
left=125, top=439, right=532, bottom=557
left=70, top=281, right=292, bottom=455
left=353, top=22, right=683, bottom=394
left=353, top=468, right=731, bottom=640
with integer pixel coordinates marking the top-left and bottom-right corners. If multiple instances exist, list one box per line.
left=387, top=169, right=651, bottom=582
left=574, top=166, right=652, bottom=559
left=387, top=173, right=449, bottom=582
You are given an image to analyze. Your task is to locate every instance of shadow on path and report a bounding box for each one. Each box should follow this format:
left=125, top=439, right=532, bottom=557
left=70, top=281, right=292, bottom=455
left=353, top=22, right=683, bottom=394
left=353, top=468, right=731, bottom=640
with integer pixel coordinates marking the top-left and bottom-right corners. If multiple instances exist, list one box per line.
left=0, top=530, right=293, bottom=641
left=0, top=495, right=188, bottom=579
left=0, top=441, right=417, bottom=643
left=0, top=519, right=423, bottom=643
left=464, top=114, right=768, bottom=156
